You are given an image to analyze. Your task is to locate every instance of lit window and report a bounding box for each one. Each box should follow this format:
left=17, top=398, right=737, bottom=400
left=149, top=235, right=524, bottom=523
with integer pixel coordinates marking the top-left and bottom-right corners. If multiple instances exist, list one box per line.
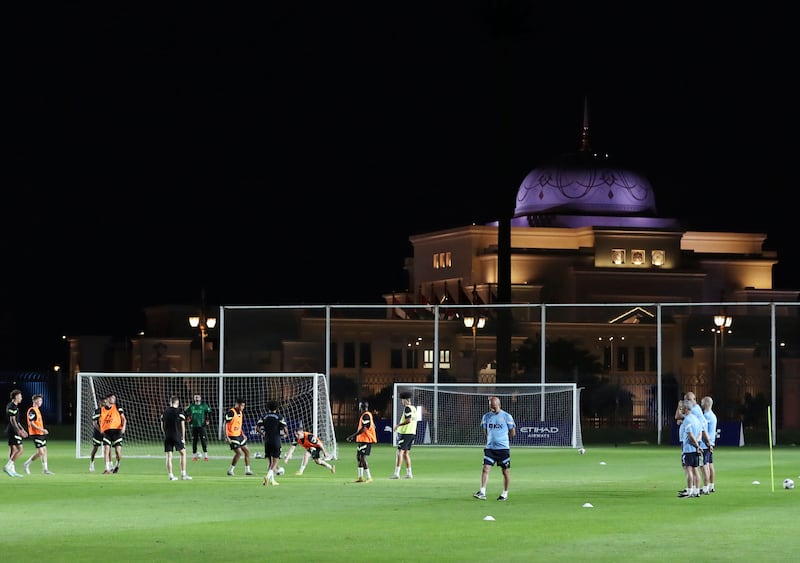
left=433, top=252, right=452, bottom=270
left=422, top=348, right=451, bottom=369
left=651, top=250, right=665, bottom=266
left=611, top=249, right=625, bottom=265
left=631, top=249, right=645, bottom=265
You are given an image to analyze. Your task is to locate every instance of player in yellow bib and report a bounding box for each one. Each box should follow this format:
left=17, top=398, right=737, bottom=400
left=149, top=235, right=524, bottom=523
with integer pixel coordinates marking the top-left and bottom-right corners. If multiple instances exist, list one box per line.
left=389, top=391, right=417, bottom=479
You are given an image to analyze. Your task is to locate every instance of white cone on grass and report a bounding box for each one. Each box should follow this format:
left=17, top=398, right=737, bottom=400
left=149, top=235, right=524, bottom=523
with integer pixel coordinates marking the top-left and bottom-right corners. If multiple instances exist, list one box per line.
left=483, top=515, right=495, bottom=521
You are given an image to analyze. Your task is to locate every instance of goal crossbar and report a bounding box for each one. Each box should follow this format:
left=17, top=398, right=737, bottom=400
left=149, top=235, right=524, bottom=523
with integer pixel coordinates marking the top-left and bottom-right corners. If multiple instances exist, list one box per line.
left=392, top=383, right=583, bottom=448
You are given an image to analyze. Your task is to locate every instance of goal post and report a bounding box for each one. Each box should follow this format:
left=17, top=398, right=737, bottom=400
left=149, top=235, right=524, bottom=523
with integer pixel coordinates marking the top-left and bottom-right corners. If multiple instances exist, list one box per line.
left=392, top=383, right=583, bottom=448
left=76, top=372, right=337, bottom=460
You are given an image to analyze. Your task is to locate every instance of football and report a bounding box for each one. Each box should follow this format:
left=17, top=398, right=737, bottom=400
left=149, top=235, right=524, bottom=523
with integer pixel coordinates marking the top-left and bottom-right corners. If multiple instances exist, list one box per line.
left=276, top=466, right=285, bottom=476
left=783, top=478, right=795, bottom=489
left=578, top=448, right=586, bottom=455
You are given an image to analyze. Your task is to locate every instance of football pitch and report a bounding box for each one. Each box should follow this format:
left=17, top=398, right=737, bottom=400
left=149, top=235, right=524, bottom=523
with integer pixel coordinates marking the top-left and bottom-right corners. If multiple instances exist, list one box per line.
left=3, top=440, right=797, bottom=562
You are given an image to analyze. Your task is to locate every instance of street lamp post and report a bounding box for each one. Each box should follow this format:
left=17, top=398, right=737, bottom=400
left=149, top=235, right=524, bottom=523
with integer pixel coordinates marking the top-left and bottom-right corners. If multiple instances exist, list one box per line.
left=463, top=315, right=486, bottom=378
left=713, top=314, right=733, bottom=413
left=188, top=290, right=217, bottom=372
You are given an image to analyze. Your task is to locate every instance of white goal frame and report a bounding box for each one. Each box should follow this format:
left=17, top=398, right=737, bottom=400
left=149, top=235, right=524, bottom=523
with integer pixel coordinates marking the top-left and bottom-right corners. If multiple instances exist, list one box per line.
left=392, top=383, right=583, bottom=448
left=76, top=372, right=337, bottom=460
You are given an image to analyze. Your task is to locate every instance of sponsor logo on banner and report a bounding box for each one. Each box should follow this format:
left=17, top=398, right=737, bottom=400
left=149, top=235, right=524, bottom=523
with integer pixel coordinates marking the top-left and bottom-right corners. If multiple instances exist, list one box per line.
left=514, top=421, right=573, bottom=446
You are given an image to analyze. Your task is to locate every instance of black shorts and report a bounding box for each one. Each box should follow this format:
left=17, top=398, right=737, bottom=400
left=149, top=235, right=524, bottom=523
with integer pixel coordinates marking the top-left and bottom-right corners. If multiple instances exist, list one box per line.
left=356, top=443, right=373, bottom=456
left=228, top=434, right=247, bottom=450
left=164, top=436, right=186, bottom=452
left=7, top=430, right=23, bottom=447
left=482, top=448, right=511, bottom=469
left=103, top=429, right=124, bottom=447
left=397, top=434, right=415, bottom=451
left=681, top=451, right=700, bottom=467
left=264, top=440, right=282, bottom=459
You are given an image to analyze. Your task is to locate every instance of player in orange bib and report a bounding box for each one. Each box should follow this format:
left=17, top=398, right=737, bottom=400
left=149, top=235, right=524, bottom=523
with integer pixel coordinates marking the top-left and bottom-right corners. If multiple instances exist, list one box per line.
left=284, top=428, right=335, bottom=475
left=224, top=397, right=253, bottom=476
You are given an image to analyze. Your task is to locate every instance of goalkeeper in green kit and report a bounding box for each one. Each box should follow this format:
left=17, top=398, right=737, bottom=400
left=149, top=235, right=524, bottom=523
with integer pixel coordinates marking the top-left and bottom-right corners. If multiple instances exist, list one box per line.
left=185, top=394, right=212, bottom=461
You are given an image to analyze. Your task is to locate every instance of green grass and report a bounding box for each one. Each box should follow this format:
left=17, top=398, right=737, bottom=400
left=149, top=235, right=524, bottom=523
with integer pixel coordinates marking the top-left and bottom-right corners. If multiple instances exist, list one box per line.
left=3, top=441, right=798, bottom=562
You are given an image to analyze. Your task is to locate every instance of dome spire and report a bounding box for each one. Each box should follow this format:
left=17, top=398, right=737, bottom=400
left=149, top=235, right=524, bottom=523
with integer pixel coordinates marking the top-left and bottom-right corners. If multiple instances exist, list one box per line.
left=579, top=96, right=591, bottom=153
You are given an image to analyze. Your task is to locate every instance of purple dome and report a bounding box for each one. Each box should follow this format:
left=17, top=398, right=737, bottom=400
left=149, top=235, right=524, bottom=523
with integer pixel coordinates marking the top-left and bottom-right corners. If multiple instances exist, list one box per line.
left=514, top=152, right=657, bottom=218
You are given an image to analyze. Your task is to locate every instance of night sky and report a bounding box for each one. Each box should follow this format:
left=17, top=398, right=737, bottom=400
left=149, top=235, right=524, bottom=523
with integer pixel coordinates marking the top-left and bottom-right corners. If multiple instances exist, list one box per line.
left=5, top=4, right=797, bottom=369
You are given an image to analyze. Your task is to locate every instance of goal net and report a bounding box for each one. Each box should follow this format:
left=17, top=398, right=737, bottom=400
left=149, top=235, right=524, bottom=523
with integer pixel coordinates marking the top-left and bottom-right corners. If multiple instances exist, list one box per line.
left=392, top=383, right=583, bottom=448
left=76, top=372, right=337, bottom=460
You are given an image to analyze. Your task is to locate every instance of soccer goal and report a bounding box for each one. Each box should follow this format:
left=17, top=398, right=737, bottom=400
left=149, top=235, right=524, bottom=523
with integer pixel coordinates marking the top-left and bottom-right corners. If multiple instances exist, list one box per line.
left=76, top=372, right=338, bottom=460
left=392, top=383, right=583, bottom=448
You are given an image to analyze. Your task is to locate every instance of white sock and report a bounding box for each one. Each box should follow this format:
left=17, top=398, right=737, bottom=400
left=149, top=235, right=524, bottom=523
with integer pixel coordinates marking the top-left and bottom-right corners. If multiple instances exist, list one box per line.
left=394, top=466, right=400, bottom=475
left=479, top=487, right=486, bottom=495
left=365, top=469, right=371, bottom=479
left=501, top=490, right=508, bottom=497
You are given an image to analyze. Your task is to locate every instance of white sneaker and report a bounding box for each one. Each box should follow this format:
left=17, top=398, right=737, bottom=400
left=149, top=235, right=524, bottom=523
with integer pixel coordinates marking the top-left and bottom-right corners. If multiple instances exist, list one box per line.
left=169, top=476, right=179, bottom=481
left=43, top=470, right=55, bottom=475
left=403, top=474, right=413, bottom=479
left=227, top=470, right=234, bottom=476
left=388, top=474, right=400, bottom=479
left=23, top=463, right=31, bottom=475
left=181, top=475, right=192, bottom=480
left=89, top=463, right=95, bottom=473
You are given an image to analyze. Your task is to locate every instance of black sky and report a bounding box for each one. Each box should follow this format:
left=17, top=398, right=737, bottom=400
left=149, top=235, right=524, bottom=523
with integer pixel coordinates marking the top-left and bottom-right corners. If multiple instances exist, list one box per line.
left=5, top=4, right=798, bottom=369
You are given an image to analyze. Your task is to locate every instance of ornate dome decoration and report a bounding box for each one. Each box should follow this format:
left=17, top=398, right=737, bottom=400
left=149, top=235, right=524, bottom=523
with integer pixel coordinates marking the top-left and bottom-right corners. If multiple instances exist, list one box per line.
left=514, top=101, right=657, bottom=221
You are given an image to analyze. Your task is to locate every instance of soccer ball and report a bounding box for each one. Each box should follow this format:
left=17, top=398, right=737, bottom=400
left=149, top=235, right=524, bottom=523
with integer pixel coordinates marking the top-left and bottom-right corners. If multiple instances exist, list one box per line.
left=276, top=466, right=285, bottom=476
left=783, top=478, right=795, bottom=489
left=254, top=452, right=263, bottom=459
left=578, top=448, right=586, bottom=455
